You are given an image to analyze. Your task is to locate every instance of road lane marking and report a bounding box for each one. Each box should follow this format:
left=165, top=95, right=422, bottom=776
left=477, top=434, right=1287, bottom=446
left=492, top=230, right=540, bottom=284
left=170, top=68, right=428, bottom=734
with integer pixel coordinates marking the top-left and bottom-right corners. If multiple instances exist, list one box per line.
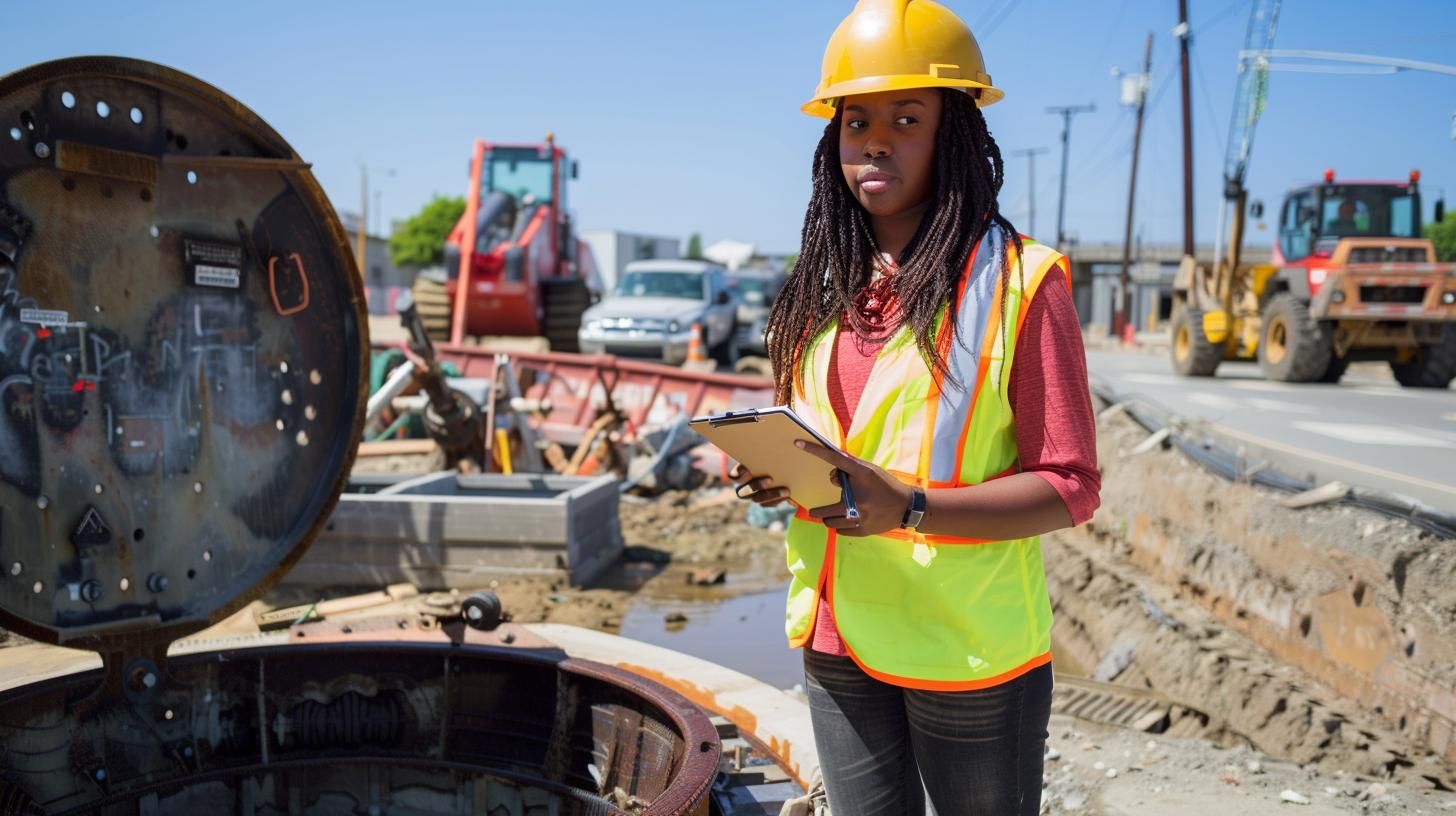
left=1289, top=421, right=1456, bottom=448
left=1244, top=397, right=1316, bottom=414
left=1211, top=423, right=1456, bottom=500
left=1185, top=393, right=1240, bottom=411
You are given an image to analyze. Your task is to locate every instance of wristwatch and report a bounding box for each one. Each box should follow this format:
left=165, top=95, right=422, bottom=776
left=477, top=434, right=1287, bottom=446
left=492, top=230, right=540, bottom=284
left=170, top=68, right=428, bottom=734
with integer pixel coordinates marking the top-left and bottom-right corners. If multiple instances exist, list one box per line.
left=900, top=488, right=927, bottom=531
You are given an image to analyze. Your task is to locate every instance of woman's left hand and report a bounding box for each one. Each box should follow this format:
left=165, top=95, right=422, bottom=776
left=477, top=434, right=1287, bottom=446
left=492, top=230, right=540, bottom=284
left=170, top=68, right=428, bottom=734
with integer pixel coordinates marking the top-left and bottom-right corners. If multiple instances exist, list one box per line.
left=795, top=440, right=914, bottom=537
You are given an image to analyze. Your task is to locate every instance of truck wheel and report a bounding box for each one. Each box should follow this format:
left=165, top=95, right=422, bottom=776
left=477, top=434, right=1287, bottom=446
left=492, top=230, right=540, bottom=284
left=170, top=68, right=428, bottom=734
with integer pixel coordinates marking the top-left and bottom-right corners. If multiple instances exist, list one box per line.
left=711, top=332, right=738, bottom=370
left=1391, top=326, right=1456, bottom=389
left=734, top=356, right=774, bottom=379
left=411, top=275, right=453, bottom=342
left=541, top=278, right=591, bottom=353
left=1170, top=305, right=1222, bottom=377
left=1318, top=355, right=1350, bottom=384
left=1259, top=294, right=1332, bottom=382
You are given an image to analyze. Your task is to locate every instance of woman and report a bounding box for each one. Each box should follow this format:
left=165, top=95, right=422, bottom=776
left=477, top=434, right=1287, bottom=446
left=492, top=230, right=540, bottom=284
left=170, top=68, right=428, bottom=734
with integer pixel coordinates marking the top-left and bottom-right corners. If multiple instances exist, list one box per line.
left=731, top=2, right=1101, bottom=813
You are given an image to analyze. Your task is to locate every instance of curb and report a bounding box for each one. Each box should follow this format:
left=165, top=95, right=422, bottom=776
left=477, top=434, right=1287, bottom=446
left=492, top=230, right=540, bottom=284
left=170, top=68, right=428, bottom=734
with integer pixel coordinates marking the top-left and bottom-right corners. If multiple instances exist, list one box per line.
left=1089, top=377, right=1456, bottom=540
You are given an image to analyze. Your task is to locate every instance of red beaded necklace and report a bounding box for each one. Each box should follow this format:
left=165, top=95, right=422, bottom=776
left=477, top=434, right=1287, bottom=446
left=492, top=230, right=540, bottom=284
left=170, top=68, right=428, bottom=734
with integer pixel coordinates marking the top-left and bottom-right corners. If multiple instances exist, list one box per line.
left=848, top=255, right=901, bottom=346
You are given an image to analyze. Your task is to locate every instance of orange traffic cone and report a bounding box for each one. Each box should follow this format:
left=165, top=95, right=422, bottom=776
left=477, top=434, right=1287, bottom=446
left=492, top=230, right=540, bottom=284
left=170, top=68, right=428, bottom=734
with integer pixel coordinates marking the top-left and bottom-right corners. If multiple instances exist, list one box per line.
left=683, top=323, right=715, bottom=371
left=1121, top=321, right=1138, bottom=347
left=686, top=323, right=707, bottom=363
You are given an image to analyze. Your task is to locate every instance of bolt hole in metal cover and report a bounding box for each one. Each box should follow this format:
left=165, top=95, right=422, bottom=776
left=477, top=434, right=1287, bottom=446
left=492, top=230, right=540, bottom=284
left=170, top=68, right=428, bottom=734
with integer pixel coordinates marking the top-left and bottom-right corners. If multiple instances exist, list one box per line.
left=0, top=58, right=717, bottom=815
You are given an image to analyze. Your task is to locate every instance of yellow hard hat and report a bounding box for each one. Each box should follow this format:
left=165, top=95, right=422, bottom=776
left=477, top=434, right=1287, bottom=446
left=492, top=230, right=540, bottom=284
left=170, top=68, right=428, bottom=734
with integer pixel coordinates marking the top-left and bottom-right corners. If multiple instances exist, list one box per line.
left=803, top=0, right=1004, bottom=118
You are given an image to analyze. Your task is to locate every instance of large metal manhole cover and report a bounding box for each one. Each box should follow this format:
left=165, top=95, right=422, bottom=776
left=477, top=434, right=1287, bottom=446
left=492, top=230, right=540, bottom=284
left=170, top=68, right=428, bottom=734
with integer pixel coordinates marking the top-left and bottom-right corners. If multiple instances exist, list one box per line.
left=0, top=57, right=367, bottom=649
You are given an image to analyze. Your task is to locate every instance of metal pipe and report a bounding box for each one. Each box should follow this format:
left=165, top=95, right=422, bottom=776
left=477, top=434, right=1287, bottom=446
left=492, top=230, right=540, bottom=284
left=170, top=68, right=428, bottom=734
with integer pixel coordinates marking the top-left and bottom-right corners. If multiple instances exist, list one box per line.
left=366, top=361, right=417, bottom=424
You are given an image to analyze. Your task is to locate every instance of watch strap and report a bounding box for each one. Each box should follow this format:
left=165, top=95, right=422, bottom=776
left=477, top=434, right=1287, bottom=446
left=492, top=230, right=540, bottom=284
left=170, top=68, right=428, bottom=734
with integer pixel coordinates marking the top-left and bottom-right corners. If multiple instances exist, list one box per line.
left=900, top=488, right=927, bottom=530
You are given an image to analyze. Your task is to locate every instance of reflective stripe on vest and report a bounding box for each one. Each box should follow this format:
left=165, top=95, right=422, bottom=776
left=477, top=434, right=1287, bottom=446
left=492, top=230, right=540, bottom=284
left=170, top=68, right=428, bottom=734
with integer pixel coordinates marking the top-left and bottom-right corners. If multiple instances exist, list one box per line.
left=784, top=227, right=1071, bottom=690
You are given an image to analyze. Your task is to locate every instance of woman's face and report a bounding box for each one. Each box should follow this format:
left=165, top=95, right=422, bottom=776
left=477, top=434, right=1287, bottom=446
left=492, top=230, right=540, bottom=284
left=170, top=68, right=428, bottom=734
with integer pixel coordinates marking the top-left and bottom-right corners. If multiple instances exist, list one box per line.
left=839, top=89, right=943, bottom=219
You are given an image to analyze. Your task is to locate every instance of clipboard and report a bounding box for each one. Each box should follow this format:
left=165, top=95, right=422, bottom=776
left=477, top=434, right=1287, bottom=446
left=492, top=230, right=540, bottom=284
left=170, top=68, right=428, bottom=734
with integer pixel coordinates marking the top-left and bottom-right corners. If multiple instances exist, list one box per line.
left=689, top=406, right=844, bottom=510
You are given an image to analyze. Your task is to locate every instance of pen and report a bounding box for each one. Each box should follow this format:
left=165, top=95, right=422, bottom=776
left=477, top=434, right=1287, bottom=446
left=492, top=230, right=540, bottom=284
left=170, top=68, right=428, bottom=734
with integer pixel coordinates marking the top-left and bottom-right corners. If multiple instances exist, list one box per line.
left=839, top=470, right=860, bottom=521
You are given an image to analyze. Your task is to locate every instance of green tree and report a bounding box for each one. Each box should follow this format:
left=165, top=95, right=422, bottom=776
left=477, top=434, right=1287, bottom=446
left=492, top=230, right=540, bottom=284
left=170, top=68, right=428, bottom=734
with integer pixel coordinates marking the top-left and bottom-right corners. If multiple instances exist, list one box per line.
left=686, top=232, right=704, bottom=260
left=390, top=195, right=466, bottom=268
left=783, top=253, right=798, bottom=275
left=1425, top=208, right=1456, bottom=262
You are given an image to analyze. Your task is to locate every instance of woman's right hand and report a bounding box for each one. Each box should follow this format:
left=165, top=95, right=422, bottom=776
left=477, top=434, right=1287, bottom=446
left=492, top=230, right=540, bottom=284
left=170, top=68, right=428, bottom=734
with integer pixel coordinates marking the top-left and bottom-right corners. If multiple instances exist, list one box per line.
left=730, top=463, right=791, bottom=507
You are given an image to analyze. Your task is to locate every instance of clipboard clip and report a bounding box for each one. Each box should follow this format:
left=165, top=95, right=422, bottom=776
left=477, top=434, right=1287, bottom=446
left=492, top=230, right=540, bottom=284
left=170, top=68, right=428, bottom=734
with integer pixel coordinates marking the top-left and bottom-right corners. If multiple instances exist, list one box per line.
left=707, top=410, right=762, bottom=428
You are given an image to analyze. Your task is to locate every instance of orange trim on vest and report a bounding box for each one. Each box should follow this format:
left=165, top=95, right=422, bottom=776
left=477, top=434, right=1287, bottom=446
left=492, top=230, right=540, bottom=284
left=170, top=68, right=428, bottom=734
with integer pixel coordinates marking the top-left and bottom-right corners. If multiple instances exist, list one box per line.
left=846, top=645, right=1053, bottom=692
left=1014, top=253, right=1068, bottom=337
left=788, top=526, right=837, bottom=649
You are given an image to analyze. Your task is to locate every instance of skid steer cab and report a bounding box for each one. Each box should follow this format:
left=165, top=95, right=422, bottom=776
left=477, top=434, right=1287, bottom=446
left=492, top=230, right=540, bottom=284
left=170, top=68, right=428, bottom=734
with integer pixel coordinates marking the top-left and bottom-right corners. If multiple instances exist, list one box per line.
left=1172, top=170, right=1456, bottom=388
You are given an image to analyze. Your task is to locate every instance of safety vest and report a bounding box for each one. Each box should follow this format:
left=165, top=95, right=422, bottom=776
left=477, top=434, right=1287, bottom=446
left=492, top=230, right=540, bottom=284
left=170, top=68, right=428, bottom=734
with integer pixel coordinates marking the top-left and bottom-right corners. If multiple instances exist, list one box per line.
left=785, top=227, right=1071, bottom=690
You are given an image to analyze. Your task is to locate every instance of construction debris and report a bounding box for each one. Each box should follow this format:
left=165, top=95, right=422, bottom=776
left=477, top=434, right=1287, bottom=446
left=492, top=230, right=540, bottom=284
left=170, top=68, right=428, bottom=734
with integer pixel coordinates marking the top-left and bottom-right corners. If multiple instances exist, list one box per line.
left=1280, top=481, right=1352, bottom=509
left=687, top=568, right=727, bottom=586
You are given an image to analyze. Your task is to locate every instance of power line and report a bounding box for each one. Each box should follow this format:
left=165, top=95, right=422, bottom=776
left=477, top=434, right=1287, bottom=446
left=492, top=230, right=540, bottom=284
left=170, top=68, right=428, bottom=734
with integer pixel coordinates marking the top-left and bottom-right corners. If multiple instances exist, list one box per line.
left=1069, top=0, right=1133, bottom=102
left=1200, top=0, right=1248, bottom=34
left=1192, top=46, right=1229, bottom=160
left=981, top=0, right=1024, bottom=39
left=973, top=0, right=1013, bottom=31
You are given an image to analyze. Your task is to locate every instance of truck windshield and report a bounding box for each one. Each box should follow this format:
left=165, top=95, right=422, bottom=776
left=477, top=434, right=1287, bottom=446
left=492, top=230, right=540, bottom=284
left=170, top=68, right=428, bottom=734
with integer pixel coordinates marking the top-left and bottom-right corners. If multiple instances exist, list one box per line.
left=617, top=270, right=705, bottom=300
left=729, top=276, right=772, bottom=305
left=1319, top=184, right=1419, bottom=240
left=487, top=149, right=554, bottom=204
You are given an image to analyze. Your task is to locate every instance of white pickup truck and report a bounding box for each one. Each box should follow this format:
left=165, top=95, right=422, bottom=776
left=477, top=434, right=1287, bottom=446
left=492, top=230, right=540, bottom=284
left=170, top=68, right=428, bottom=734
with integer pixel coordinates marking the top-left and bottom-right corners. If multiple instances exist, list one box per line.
left=577, top=260, right=739, bottom=366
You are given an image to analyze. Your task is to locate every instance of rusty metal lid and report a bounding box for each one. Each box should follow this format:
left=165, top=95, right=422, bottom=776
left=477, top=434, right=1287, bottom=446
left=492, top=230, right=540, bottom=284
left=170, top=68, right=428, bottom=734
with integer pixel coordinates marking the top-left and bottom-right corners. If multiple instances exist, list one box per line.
left=0, top=58, right=366, bottom=651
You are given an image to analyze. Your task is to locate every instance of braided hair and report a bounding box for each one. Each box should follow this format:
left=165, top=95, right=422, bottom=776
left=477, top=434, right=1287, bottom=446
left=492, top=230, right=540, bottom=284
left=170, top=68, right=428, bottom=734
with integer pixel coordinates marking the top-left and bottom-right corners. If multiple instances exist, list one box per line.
left=767, top=88, right=1023, bottom=405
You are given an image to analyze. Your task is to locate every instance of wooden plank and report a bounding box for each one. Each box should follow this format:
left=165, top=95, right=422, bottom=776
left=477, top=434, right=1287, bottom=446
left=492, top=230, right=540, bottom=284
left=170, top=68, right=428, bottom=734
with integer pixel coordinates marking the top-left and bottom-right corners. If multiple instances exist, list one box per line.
left=357, top=439, right=438, bottom=457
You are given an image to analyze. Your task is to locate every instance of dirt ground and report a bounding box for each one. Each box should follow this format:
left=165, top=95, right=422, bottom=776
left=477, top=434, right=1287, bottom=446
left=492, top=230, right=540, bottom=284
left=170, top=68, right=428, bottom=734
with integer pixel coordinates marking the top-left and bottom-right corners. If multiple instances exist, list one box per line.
left=1042, top=714, right=1456, bottom=814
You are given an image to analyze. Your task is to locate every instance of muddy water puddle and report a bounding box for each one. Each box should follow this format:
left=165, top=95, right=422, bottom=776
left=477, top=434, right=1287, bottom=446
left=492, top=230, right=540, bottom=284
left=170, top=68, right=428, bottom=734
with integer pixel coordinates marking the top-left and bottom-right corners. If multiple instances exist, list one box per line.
left=621, top=585, right=802, bottom=690
left=622, top=574, right=1087, bottom=690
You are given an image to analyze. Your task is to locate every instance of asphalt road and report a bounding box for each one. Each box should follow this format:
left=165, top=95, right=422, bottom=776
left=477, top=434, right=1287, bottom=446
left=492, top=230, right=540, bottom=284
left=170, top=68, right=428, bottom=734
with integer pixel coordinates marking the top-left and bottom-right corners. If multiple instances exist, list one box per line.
left=1086, top=348, right=1456, bottom=514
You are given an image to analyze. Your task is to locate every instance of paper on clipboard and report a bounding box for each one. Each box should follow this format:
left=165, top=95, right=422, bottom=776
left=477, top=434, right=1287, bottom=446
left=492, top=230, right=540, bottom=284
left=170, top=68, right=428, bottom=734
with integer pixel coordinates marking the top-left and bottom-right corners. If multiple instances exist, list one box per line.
left=689, top=407, right=843, bottom=509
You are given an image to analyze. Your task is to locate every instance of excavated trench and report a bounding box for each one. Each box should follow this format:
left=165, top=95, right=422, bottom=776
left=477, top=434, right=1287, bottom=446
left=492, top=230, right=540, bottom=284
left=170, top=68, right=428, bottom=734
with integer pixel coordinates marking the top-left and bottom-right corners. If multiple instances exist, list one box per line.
left=1044, top=399, right=1456, bottom=791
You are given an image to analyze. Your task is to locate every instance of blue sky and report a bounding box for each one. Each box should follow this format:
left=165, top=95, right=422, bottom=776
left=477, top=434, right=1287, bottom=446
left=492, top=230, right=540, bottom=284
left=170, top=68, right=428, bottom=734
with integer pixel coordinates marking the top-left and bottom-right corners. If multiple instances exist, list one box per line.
left=6, top=1, right=1455, bottom=253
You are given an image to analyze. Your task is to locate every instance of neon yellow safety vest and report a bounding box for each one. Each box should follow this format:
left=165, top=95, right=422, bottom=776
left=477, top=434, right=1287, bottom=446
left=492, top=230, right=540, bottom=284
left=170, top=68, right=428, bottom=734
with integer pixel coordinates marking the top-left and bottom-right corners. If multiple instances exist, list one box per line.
left=785, top=227, right=1071, bottom=690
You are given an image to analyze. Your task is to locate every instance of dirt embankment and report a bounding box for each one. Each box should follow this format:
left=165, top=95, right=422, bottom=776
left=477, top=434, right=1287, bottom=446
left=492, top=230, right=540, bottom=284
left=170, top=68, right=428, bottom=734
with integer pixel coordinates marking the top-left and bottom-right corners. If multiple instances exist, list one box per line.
left=1045, top=405, right=1456, bottom=790
left=492, top=490, right=789, bottom=631
left=1042, top=714, right=1456, bottom=815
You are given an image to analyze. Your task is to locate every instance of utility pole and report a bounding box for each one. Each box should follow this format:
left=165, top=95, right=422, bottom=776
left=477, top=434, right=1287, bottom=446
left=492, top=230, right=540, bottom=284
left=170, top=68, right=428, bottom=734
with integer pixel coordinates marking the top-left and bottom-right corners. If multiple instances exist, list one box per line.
left=1178, top=0, right=1195, bottom=258
left=1046, top=104, right=1096, bottom=250
left=1011, top=147, right=1050, bottom=236
left=1116, top=33, right=1153, bottom=338
left=356, top=164, right=369, bottom=275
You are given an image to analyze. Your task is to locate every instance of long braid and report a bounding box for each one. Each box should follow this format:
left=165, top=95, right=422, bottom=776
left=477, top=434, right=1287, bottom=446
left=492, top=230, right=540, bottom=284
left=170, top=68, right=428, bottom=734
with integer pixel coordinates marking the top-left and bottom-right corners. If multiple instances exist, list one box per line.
left=768, top=89, right=1022, bottom=405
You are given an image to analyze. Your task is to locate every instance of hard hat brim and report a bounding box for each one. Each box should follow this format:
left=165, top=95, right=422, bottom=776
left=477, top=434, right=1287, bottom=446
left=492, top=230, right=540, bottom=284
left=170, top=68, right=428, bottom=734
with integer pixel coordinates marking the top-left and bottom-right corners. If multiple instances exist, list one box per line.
left=801, top=75, right=1005, bottom=119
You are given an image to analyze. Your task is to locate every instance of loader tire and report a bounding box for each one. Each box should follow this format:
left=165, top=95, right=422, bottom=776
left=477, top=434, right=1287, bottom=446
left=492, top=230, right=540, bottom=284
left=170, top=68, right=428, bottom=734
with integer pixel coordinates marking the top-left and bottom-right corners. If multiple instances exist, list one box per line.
left=1170, top=305, right=1222, bottom=377
left=411, top=275, right=453, bottom=342
left=1258, top=294, right=1331, bottom=383
left=1391, top=325, right=1456, bottom=389
left=541, top=278, right=591, bottom=353
left=1318, top=355, right=1350, bottom=384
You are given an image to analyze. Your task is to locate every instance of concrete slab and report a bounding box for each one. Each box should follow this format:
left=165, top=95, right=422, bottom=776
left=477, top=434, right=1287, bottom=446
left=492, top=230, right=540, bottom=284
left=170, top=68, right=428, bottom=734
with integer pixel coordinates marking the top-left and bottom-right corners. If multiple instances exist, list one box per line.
left=283, top=472, right=625, bottom=591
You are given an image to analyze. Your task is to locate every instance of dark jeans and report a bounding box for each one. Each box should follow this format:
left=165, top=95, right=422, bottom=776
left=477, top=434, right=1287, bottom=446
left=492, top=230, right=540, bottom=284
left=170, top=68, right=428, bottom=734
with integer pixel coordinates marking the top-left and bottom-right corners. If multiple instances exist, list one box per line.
left=803, top=648, right=1052, bottom=816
